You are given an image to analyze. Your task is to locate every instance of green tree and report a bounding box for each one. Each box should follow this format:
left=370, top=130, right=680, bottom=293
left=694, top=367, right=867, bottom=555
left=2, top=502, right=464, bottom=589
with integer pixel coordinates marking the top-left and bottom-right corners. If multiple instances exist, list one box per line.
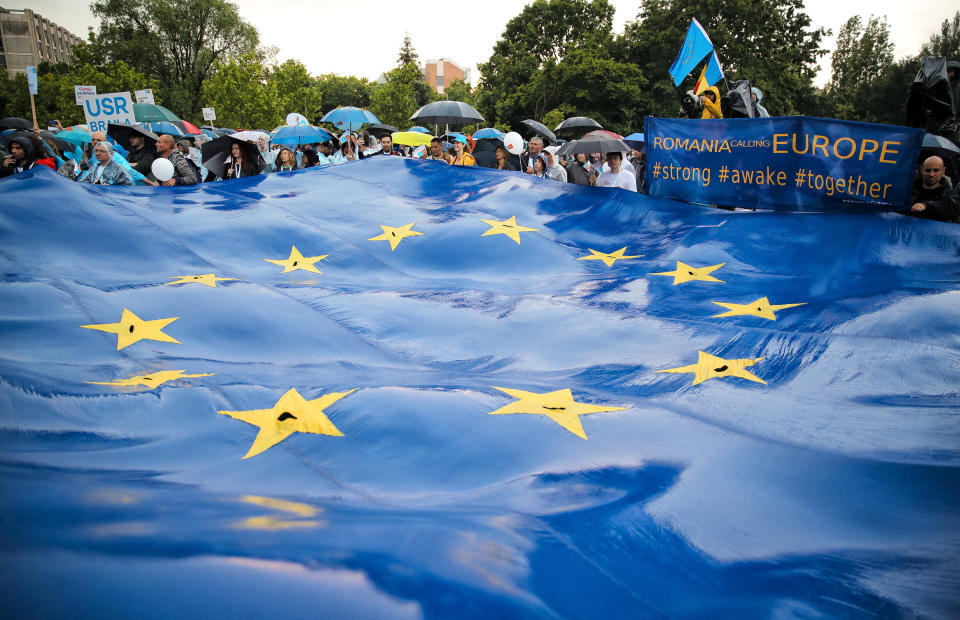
left=270, top=60, right=323, bottom=122
left=476, top=0, right=629, bottom=128
left=201, top=51, right=280, bottom=129
left=317, top=74, right=374, bottom=113
left=824, top=15, right=894, bottom=121
left=369, top=63, right=421, bottom=128
left=87, top=0, right=259, bottom=119
left=444, top=78, right=473, bottom=104
left=398, top=33, right=419, bottom=66
left=921, top=11, right=960, bottom=58
left=618, top=0, right=828, bottom=117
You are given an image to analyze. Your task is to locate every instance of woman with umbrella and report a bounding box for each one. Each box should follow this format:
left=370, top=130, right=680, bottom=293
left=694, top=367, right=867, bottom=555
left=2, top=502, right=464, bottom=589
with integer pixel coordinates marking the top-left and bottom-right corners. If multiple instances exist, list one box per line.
left=449, top=135, right=475, bottom=166
left=225, top=142, right=261, bottom=179
left=80, top=141, right=133, bottom=186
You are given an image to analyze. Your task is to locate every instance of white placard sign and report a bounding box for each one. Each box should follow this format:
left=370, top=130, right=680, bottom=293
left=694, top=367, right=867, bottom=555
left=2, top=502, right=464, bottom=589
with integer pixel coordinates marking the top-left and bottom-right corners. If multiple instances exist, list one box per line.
left=202, top=107, right=217, bottom=121
left=75, top=85, right=97, bottom=104
left=135, top=88, right=155, bottom=104
left=82, top=91, right=136, bottom=132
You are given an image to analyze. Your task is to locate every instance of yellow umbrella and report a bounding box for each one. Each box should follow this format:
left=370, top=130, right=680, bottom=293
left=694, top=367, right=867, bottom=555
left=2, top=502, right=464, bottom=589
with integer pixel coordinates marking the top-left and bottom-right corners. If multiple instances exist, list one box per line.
left=391, top=131, right=435, bottom=147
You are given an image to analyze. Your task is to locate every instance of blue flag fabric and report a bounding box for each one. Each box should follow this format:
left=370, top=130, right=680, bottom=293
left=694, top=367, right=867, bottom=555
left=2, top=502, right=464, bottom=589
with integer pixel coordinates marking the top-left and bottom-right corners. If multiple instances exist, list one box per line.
left=704, top=51, right=724, bottom=85
left=669, top=18, right=714, bottom=87
left=1, top=163, right=959, bottom=617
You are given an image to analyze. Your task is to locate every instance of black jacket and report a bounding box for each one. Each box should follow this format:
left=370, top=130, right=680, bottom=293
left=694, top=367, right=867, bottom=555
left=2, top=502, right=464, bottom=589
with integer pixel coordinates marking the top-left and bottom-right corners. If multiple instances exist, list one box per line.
left=126, top=145, right=156, bottom=178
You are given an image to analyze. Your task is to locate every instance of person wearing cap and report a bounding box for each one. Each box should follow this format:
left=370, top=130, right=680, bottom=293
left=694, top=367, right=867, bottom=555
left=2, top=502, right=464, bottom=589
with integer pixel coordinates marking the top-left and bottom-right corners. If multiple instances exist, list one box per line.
left=80, top=141, right=133, bottom=185
left=449, top=135, right=475, bottom=166
left=593, top=152, right=637, bottom=191
left=126, top=132, right=156, bottom=178
left=1, top=132, right=56, bottom=177
left=542, top=146, right=567, bottom=182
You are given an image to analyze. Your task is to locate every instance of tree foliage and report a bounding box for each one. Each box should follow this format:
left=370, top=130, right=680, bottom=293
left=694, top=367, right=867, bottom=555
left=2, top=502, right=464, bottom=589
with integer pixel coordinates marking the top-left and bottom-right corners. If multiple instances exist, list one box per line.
left=269, top=60, right=323, bottom=123
left=369, top=63, right=422, bottom=129
left=201, top=51, right=280, bottom=129
left=618, top=0, right=828, bottom=117
left=823, top=16, right=894, bottom=121
left=398, top=34, right=419, bottom=66
left=921, top=11, right=960, bottom=59
left=86, top=0, right=259, bottom=119
left=476, top=0, right=646, bottom=132
left=317, top=75, right=374, bottom=114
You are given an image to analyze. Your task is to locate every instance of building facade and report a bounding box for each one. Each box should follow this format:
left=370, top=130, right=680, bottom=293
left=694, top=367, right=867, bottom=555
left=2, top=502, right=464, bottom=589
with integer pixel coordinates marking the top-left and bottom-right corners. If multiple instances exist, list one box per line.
left=424, top=58, right=470, bottom=94
left=0, top=7, right=83, bottom=76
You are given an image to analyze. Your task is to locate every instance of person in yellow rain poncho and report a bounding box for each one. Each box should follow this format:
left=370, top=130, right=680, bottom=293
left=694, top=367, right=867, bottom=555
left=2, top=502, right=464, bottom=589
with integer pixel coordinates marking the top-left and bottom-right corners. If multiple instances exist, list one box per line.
left=698, top=85, right=723, bottom=120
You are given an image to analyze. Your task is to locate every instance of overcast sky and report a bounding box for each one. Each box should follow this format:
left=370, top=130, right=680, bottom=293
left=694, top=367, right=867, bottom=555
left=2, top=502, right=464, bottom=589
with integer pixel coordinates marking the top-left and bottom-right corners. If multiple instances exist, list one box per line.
left=29, top=0, right=959, bottom=87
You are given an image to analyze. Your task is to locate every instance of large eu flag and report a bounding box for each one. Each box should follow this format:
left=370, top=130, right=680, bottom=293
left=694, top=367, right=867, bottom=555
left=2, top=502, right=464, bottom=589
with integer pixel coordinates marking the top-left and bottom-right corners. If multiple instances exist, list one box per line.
left=1, top=161, right=959, bottom=617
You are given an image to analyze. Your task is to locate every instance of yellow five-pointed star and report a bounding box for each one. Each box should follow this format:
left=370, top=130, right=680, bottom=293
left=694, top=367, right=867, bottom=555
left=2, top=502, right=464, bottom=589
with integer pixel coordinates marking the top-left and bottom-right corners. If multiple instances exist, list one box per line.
left=265, top=246, right=328, bottom=273
left=487, top=386, right=627, bottom=440
left=88, top=369, right=215, bottom=389
left=367, top=222, right=424, bottom=251
left=165, top=274, right=237, bottom=288
left=81, top=308, right=180, bottom=350
left=650, top=261, right=725, bottom=284
left=218, top=387, right=355, bottom=459
left=480, top=215, right=538, bottom=245
left=656, top=351, right=766, bottom=386
left=711, top=297, right=806, bottom=320
left=577, top=247, right=643, bottom=267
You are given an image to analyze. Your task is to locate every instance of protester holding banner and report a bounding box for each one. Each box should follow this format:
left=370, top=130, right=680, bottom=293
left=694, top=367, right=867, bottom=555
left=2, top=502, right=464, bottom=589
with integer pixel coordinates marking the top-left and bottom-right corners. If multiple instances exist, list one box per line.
left=594, top=152, right=637, bottom=191
left=125, top=133, right=156, bottom=179
left=449, top=136, right=475, bottom=166
left=80, top=142, right=133, bottom=186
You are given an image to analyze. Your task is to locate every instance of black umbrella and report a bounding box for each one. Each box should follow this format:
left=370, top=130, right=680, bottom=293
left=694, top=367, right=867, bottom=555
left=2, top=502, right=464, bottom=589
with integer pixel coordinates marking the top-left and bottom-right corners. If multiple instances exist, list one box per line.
left=409, top=100, right=484, bottom=125
left=521, top=119, right=557, bottom=144
left=0, top=117, right=32, bottom=131
left=554, top=116, right=603, bottom=136
left=367, top=124, right=400, bottom=138
left=556, top=135, right=631, bottom=157
left=200, top=135, right=265, bottom=178
left=107, top=123, right=159, bottom=151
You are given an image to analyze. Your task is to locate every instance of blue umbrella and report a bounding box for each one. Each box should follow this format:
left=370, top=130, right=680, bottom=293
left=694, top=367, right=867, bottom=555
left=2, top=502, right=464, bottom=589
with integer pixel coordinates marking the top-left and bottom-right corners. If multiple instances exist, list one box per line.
left=407, top=126, right=431, bottom=134
left=922, top=132, right=960, bottom=156
left=623, top=132, right=645, bottom=150
left=472, top=128, right=504, bottom=140
left=321, top=107, right=380, bottom=132
left=272, top=125, right=334, bottom=146
left=53, top=128, right=92, bottom=146
left=146, top=121, right=185, bottom=137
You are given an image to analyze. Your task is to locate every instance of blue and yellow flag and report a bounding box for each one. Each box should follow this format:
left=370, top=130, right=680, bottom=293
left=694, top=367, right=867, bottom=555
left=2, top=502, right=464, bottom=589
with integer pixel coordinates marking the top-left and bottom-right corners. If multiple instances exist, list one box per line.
left=669, top=18, right=714, bottom=87
left=1, top=162, right=958, bottom=616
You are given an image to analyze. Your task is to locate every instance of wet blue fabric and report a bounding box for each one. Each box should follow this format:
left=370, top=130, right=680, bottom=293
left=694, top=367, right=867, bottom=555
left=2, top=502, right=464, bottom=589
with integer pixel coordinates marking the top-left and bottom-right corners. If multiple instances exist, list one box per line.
left=1, top=162, right=959, bottom=618
left=646, top=117, right=924, bottom=212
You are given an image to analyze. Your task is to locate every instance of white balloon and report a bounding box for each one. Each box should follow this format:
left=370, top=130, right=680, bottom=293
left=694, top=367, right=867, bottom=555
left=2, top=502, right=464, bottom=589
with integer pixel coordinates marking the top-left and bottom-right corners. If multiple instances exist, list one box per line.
left=151, top=157, right=174, bottom=182
left=503, top=131, right=524, bottom=155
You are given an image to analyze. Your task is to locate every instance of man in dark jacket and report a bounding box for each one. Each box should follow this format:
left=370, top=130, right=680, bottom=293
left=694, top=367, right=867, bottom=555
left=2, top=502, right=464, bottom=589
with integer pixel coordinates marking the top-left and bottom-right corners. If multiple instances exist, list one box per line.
left=910, top=155, right=958, bottom=222
left=126, top=133, right=156, bottom=178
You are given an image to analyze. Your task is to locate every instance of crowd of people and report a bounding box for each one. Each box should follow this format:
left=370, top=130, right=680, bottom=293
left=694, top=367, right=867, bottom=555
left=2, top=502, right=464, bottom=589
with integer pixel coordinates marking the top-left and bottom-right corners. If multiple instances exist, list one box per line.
left=0, top=122, right=649, bottom=195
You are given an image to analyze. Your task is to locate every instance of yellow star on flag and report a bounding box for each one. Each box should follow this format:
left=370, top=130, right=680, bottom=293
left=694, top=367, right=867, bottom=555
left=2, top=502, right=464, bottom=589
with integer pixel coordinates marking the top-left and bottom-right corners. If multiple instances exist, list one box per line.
left=217, top=387, right=355, bottom=459
left=88, top=369, right=215, bottom=389
left=480, top=215, right=538, bottom=245
left=656, top=351, right=766, bottom=386
left=711, top=297, right=806, bottom=320
left=650, top=261, right=725, bottom=284
left=367, top=222, right=424, bottom=251
left=165, top=274, right=237, bottom=288
left=487, top=386, right=627, bottom=440
left=577, top=247, right=643, bottom=267
left=264, top=246, right=328, bottom=273
left=81, top=308, right=180, bottom=350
